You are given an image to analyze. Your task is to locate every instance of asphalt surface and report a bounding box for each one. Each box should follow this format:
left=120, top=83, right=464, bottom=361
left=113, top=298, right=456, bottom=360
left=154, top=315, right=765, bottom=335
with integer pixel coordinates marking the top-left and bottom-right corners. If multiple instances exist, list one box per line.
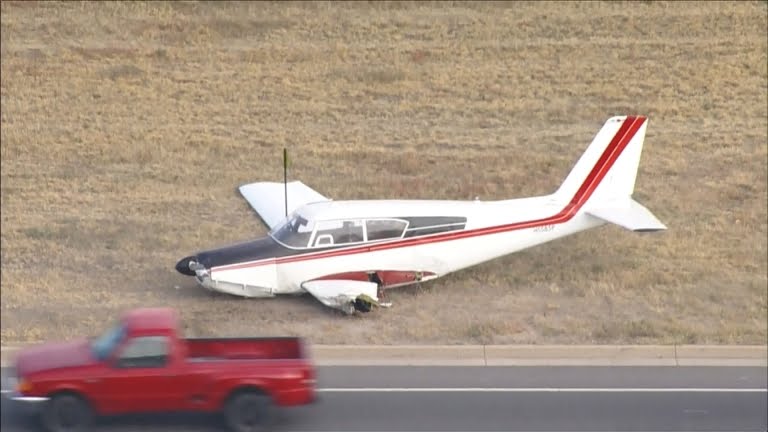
left=2, top=366, right=766, bottom=431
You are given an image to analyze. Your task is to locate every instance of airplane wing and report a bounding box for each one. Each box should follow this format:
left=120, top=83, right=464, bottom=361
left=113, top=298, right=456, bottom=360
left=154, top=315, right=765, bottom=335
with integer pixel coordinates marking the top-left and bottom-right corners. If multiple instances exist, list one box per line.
left=301, top=280, right=382, bottom=315
left=238, top=181, right=330, bottom=230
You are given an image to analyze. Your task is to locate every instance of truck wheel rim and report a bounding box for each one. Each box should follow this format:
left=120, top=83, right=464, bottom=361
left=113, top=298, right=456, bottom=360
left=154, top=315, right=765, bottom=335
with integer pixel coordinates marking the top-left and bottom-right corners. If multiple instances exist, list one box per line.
left=57, top=400, right=83, bottom=428
left=232, top=396, right=262, bottom=428
left=239, top=405, right=258, bottom=426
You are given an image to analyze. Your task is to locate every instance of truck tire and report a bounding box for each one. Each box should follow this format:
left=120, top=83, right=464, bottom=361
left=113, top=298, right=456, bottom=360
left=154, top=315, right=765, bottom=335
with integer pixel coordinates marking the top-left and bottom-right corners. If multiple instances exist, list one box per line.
left=223, top=390, right=271, bottom=432
left=41, top=393, right=94, bottom=432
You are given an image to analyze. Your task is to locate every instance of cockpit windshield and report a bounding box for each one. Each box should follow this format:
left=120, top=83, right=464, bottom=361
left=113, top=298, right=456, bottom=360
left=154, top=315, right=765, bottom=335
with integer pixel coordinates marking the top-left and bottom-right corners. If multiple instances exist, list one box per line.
left=269, top=214, right=314, bottom=248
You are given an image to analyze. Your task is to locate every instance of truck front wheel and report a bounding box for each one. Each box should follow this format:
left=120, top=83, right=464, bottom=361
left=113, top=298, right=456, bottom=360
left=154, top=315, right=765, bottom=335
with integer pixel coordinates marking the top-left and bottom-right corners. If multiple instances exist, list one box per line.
left=41, top=393, right=94, bottom=432
left=223, top=390, right=271, bottom=432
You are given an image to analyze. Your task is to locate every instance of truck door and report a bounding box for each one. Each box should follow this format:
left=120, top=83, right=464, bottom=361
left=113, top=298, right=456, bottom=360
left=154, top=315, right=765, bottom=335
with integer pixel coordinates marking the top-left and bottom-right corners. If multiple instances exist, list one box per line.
left=98, top=335, right=183, bottom=414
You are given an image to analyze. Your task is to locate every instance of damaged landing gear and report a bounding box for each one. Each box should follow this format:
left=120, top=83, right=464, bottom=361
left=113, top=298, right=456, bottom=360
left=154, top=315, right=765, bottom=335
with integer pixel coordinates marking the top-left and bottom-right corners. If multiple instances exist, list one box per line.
left=349, top=292, right=388, bottom=314
left=368, top=272, right=392, bottom=309
left=339, top=293, right=378, bottom=315
left=343, top=272, right=393, bottom=314
left=353, top=297, right=374, bottom=313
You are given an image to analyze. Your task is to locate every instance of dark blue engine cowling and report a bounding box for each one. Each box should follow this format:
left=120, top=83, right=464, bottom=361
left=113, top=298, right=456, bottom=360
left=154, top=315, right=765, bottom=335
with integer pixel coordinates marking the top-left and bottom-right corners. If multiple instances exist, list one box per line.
left=175, top=256, right=198, bottom=276
left=174, top=236, right=307, bottom=276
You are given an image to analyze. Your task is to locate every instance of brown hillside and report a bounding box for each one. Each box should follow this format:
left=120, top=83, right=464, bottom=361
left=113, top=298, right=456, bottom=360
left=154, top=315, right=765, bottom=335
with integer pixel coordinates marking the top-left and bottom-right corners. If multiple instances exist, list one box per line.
left=1, top=1, right=766, bottom=345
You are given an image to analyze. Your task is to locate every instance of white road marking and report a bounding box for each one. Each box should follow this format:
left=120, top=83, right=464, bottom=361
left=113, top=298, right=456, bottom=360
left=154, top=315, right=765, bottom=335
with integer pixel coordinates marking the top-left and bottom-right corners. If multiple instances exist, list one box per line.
left=683, top=409, right=710, bottom=414
left=318, top=387, right=768, bottom=393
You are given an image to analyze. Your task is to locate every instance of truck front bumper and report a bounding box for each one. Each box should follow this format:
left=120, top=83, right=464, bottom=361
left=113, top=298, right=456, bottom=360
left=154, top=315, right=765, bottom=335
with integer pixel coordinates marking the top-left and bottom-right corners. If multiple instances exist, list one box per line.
left=1, top=389, right=49, bottom=415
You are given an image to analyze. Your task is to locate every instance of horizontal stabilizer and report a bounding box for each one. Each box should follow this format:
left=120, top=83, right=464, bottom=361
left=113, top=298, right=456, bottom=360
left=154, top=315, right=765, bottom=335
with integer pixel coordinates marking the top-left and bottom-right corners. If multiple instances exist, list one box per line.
left=301, top=280, right=380, bottom=314
left=239, top=181, right=329, bottom=230
left=586, top=198, right=667, bottom=232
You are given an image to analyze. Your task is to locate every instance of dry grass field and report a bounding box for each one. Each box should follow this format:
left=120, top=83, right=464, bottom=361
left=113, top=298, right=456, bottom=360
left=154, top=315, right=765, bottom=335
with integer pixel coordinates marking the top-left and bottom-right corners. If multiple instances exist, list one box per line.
left=1, top=1, right=766, bottom=345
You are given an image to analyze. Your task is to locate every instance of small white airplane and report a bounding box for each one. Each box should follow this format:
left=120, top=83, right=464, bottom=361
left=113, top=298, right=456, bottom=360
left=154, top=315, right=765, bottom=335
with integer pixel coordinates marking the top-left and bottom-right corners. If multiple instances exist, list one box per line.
left=175, top=115, right=666, bottom=315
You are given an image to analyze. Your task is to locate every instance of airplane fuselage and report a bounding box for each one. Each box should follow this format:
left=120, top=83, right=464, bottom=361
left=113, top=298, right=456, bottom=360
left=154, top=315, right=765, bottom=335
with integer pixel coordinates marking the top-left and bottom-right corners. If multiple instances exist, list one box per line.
left=174, top=116, right=666, bottom=313
left=176, top=194, right=605, bottom=299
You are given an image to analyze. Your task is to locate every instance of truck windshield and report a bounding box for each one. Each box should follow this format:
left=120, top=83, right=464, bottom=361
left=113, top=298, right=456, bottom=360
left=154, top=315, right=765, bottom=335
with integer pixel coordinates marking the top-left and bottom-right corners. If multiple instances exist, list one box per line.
left=90, top=322, right=126, bottom=361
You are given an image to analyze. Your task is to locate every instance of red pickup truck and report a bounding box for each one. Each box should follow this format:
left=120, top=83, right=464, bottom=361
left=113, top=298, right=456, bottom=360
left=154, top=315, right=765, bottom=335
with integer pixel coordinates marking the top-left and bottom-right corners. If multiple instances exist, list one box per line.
left=3, top=307, right=317, bottom=432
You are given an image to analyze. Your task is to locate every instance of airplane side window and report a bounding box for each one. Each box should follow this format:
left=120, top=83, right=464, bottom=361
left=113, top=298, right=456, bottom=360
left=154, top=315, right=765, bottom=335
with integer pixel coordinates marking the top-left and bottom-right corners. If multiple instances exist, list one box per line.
left=366, top=219, right=407, bottom=241
left=315, top=234, right=334, bottom=246
left=337, top=220, right=364, bottom=243
left=314, top=219, right=364, bottom=246
left=403, top=223, right=465, bottom=238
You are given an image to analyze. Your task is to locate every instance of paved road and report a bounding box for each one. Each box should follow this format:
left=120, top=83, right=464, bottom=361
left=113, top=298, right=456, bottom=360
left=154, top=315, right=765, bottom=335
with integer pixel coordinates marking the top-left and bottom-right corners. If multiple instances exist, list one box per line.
left=3, top=366, right=767, bottom=431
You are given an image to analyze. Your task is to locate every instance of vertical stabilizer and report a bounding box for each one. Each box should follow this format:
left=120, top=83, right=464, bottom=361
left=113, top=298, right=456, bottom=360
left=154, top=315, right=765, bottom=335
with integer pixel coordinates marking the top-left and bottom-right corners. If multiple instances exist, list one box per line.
left=554, top=116, right=649, bottom=204
left=552, top=115, right=665, bottom=232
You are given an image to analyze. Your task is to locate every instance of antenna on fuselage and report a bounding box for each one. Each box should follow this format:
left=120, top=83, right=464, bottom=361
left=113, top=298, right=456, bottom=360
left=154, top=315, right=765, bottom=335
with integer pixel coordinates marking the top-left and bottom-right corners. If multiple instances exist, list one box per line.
left=283, top=147, right=289, bottom=218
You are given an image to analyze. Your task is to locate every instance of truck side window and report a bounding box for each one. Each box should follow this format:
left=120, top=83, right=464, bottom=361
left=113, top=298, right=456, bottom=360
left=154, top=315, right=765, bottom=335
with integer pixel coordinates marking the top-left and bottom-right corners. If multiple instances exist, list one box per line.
left=115, top=336, right=170, bottom=369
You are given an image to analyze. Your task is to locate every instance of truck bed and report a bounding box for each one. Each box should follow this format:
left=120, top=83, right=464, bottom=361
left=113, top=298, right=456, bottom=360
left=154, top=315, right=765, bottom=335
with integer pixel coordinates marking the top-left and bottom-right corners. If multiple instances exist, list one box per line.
left=184, top=337, right=306, bottom=362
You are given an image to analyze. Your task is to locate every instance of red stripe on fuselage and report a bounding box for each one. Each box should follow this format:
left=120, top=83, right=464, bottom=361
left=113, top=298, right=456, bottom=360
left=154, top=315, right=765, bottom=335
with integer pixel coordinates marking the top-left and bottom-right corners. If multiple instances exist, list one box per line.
left=215, top=116, right=645, bottom=272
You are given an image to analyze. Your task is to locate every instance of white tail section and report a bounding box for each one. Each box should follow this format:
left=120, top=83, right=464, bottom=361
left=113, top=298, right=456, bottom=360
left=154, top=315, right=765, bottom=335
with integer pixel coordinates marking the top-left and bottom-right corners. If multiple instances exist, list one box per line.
left=554, top=116, right=649, bottom=203
left=586, top=199, right=667, bottom=232
left=553, top=115, right=666, bottom=232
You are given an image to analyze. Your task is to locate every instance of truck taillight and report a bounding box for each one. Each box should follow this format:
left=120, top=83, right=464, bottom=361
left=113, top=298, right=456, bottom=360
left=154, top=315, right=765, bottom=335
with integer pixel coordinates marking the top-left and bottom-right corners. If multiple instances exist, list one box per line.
left=301, top=368, right=316, bottom=386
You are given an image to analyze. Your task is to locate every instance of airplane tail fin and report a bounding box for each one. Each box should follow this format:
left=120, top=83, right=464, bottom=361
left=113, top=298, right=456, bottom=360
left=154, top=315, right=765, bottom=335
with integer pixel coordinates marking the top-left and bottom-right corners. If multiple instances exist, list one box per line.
left=553, top=115, right=667, bottom=232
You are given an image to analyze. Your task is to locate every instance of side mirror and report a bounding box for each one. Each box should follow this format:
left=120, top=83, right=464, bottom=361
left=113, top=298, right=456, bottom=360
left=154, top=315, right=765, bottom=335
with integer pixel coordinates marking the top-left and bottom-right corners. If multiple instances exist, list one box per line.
left=108, top=355, right=121, bottom=368
left=106, top=349, right=127, bottom=368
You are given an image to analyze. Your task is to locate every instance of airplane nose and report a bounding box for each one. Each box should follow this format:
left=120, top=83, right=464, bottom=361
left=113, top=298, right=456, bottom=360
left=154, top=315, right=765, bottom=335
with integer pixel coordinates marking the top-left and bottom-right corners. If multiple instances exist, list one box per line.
left=175, top=256, right=197, bottom=276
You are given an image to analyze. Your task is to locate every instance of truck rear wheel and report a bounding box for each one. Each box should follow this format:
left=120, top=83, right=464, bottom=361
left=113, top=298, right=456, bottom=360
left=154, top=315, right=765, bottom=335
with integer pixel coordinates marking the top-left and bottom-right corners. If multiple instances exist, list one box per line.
left=41, top=393, right=94, bottom=432
left=223, top=390, right=271, bottom=432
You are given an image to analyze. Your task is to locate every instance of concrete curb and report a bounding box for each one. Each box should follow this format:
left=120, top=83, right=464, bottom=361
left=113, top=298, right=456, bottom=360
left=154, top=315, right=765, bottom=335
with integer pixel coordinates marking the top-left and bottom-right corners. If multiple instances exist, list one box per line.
left=311, top=345, right=487, bottom=366
left=676, top=345, right=768, bottom=366
left=483, top=344, right=678, bottom=366
left=3, top=343, right=764, bottom=367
